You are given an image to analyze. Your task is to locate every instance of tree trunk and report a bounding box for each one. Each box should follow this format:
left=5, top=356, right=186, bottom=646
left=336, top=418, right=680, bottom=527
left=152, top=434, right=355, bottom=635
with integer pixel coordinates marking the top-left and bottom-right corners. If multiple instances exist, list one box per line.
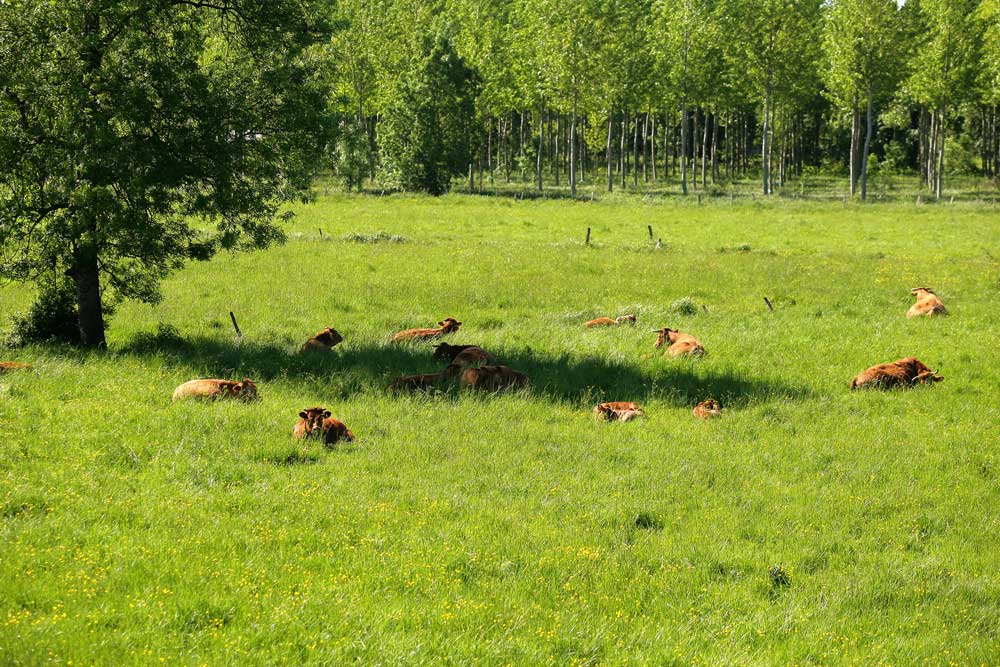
left=680, top=102, right=689, bottom=195
left=651, top=113, right=657, bottom=182
left=554, top=115, right=561, bottom=187
left=860, top=89, right=873, bottom=201
left=606, top=113, right=614, bottom=192
left=762, top=88, right=771, bottom=195
left=487, top=119, right=494, bottom=185
left=711, top=107, right=719, bottom=183
left=633, top=112, right=640, bottom=187
left=936, top=106, right=945, bottom=200
left=537, top=105, right=544, bottom=192
left=71, top=241, right=106, bottom=348
left=620, top=111, right=627, bottom=188
left=692, top=108, right=699, bottom=190
left=701, top=110, right=709, bottom=187
left=570, top=89, right=578, bottom=197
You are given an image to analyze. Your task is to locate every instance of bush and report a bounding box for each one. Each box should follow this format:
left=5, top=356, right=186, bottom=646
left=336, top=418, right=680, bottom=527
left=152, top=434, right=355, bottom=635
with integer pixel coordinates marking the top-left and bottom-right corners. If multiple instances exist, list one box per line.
left=669, top=297, right=699, bottom=316
left=5, top=278, right=86, bottom=347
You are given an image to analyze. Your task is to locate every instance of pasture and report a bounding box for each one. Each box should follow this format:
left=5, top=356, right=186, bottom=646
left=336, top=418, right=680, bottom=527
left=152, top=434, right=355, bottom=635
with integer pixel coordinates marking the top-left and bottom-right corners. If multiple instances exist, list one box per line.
left=1, top=192, right=999, bottom=666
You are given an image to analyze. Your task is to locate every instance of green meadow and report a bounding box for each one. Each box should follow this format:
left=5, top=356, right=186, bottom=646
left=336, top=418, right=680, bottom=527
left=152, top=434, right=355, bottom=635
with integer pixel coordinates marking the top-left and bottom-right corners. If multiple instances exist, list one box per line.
left=2, top=191, right=1000, bottom=666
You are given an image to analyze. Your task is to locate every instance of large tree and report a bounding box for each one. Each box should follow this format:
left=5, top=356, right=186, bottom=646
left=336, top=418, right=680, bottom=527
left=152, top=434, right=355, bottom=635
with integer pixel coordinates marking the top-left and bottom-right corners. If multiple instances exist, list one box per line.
left=0, top=0, right=333, bottom=347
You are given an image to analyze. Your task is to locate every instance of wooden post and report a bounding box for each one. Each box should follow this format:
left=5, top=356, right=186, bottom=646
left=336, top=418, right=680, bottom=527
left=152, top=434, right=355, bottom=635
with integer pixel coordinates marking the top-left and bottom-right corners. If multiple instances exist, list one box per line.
left=585, top=228, right=591, bottom=245
left=229, top=311, right=243, bottom=342
left=697, top=194, right=702, bottom=205
left=763, top=297, right=774, bottom=312
left=318, top=228, right=323, bottom=238
left=647, top=225, right=653, bottom=240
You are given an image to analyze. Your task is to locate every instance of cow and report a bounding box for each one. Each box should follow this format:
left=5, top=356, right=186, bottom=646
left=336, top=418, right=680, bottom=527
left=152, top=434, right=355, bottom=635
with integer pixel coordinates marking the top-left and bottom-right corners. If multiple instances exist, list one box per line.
left=652, top=327, right=706, bottom=357
left=593, top=401, right=646, bottom=422
left=391, top=318, right=462, bottom=343
left=293, top=406, right=354, bottom=444
left=301, top=327, right=343, bottom=352
left=585, top=314, right=637, bottom=328
left=907, top=287, right=947, bottom=318
left=0, top=362, right=33, bottom=373
left=693, top=399, right=722, bottom=419
left=171, top=378, right=258, bottom=402
left=450, top=346, right=493, bottom=367
left=387, top=369, right=453, bottom=393
left=458, top=364, right=529, bottom=391
left=432, top=342, right=482, bottom=361
left=850, top=357, right=943, bottom=390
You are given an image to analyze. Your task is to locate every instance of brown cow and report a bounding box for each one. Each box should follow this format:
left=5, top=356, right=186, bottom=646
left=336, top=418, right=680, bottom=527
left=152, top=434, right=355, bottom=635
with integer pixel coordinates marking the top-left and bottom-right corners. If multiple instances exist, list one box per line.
left=585, top=314, right=637, bottom=328
left=458, top=365, right=529, bottom=391
left=293, top=406, right=354, bottom=444
left=391, top=318, right=462, bottom=343
left=850, top=357, right=943, bottom=390
left=593, top=401, right=646, bottom=422
left=450, top=346, right=493, bottom=367
left=0, top=362, right=33, bottom=373
left=432, top=342, right=482, bottom=361
left=387, top=370, right=451, bottom=392
left=301, top=327, right=344, bottom=352
left=171, top=378, right=258, bottom=402
left=907, top=287, right=947, bottom=318
left=693, top=399, right=722, bottom=420
left=652, top=328, right=706, bottom=357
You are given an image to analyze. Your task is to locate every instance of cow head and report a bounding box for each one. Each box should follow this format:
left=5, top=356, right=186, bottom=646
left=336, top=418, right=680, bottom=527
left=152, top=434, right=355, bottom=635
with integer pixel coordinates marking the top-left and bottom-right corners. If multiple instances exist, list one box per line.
left=433, top=343, right=457, bottom=360
left=913, top=370, right=944, bottom=384
left=438, top=318, right=462, bottom=332
left=234, top=378, right=258, bottom=400
left=910, top=287, right=935, bottom=297
left=651, top=327, right=676, bottom=349
left=616, top=314, right=637, bottom=325
left=315, top=328, right=343, bottom=346
left=298, top=406, right=331, bottom=434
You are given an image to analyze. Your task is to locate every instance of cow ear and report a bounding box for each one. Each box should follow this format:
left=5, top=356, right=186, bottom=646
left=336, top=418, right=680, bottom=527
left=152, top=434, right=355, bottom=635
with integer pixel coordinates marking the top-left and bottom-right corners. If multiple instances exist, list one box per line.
left=324, top=411, right=331, bottom=418
left=299, top=411, right=308, bottom=419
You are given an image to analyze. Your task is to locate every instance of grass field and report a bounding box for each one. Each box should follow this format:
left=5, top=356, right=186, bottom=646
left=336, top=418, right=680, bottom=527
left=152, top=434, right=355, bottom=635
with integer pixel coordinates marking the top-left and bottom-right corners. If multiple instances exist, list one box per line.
left=2, top=190, right=1000, bottom=666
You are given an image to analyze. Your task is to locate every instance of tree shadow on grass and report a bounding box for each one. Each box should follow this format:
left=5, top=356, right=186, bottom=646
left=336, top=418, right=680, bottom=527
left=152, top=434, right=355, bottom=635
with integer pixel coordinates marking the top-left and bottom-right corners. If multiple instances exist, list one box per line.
left=118, top=327, right=811, bottom=407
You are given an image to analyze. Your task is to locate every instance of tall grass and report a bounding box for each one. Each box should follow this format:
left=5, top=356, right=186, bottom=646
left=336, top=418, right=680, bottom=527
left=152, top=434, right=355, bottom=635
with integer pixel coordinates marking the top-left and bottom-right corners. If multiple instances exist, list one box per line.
left=1, top=192, right=999, bottom=665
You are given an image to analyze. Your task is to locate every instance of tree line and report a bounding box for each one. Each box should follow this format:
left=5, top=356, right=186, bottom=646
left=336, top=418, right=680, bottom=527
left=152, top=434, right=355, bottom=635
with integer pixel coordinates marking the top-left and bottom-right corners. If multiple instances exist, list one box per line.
left=327, top=0, right=1000, bottom=199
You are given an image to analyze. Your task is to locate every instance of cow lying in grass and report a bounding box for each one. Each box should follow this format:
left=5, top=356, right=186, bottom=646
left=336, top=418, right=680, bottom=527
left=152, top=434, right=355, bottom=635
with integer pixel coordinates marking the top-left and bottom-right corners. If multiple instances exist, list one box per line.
left=387, top=368, right=456, bottom=392
left=458, top=365, right=529, bottom=391
left=593, top=401, right=645, bottom=422
left=907, top=287, right=947, bottom=318
left=432, top=342, right=481, bottom=361
left=392, top=318, right=462, bottom=343
left=850, top=357, right=943, bottom=390
left=652, top=328, right=706, bottom=357
left=172, top=378, right=258, bottom=402
left=0, top=362, right=32, bottom=373
left=693, top=399, right=722, bottom=419
left=301, top=327, right=343, bottom=352
left=293, top=406, right=354, bottom=444
left=585, top=314, right=637, bottom=328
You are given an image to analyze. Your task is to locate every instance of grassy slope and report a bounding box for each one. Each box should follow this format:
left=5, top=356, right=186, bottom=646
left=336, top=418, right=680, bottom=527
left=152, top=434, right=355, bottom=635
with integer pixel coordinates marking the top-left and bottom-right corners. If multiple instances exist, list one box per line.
left=1, top=193, right=999, bottom=666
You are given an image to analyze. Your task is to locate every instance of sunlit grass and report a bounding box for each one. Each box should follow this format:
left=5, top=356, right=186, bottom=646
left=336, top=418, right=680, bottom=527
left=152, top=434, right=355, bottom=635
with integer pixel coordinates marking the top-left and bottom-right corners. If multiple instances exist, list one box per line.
left=1, top=191, right=999, bottom=665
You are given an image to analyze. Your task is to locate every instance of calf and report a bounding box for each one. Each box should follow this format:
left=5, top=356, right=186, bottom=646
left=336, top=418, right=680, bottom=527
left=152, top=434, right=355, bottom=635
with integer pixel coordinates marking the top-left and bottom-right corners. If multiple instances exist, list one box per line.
left=450, top=346, right=492, bottom=367
left=458, top=365, right=529, bottom=391
left=907, top=287, right=947, bottom=318
left=850, top=357, right=943, bottom=390
left=0, top=362, right=33, bottom=373
left=692, top=399, right=722, bottom=419
left=391, top=318, right=462, bottom=343
left=293, top=406, right=354, bottom=444
left=171, top=378, right=258, bottom=402
left=432, top=342, right=481, bottom=361
left=593, top=401, right=646, bottom=422
left=301, top=327, right=343, bottom=352
left=585, top=314, right=637, bottom=328
left=652, top=327, right=706, bottom=357
left=387, top=366, right=459, bottom=392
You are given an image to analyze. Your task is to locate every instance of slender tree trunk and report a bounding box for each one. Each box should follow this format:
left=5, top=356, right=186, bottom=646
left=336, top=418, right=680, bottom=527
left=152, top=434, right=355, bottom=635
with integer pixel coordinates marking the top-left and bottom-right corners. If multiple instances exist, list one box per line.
left=536, top=105, right=544, bottom=192
left=680, top=102, right=689, bottom=195
left=711, top=107, right=719, bottom=183
left=554, top=115, right=561, bottom=187
left=929, top=109, right=938, bottom=193
left=701, top=110, right=709, bottom=187
left=606, top=113, right=614, bottom=192
left=651, top=113, right=657, bottom=182
left=691, top=108, right=699, bottom=190
left=936, top=106, right=945, bottom=200
left=633, top=112, right=640, bottom=187
left=570, top=89, right=578, bottom=197
left=487, top=119, right=494, bottom=185
left=860, top=88, right=874, bottom=201
left=849, top=104, right=860, bottom=196
left=71, top=238, right=106, bottom=348
left=762, top=87, right=772, bottom=195
left=620, top=111, right=627, bottom=188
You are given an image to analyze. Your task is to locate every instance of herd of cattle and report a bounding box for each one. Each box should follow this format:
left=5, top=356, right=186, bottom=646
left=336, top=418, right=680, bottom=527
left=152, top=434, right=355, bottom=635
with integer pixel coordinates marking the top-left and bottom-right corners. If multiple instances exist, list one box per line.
left=0, top=287, right=947, bottom=445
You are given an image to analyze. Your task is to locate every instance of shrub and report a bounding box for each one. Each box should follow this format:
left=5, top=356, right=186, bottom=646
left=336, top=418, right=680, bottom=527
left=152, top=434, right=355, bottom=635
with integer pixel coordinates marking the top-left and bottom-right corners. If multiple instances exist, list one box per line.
left=669, top=297, right=699, bottom=316
left=5, top=278, right=86, bottom=347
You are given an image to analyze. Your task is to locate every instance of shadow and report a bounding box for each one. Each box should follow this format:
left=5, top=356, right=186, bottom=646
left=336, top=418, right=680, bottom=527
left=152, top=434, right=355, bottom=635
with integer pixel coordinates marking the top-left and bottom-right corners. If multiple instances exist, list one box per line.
left=118, top=328, right=811, bottom=408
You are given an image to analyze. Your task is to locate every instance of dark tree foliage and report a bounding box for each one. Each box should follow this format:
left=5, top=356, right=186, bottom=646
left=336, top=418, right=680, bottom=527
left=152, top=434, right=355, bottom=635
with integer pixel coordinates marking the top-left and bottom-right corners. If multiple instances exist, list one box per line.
left=379, top=31, right=480, bottom=196
left=0, top=0, right=335, bottom=347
